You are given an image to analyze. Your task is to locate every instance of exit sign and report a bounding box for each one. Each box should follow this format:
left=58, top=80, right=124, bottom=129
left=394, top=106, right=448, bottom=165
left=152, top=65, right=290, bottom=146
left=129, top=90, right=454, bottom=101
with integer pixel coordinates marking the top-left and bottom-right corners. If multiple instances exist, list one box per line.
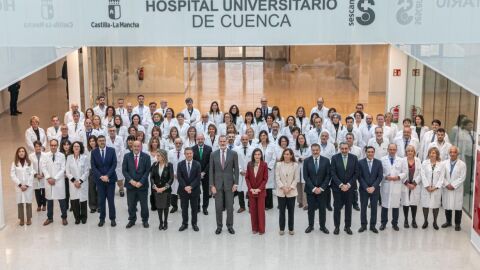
left=393, top=69, right=401, bottom=76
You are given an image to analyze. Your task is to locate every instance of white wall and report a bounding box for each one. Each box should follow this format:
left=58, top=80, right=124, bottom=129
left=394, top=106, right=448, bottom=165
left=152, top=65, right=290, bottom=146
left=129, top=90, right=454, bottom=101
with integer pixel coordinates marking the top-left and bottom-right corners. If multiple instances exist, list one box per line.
left=386, top=45, right=408, bottom=123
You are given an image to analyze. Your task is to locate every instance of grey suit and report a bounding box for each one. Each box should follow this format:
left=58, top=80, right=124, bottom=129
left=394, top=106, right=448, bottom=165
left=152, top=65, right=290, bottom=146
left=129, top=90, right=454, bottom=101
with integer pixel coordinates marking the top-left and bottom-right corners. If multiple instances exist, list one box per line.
left=209, top=148, right=239, bottom=229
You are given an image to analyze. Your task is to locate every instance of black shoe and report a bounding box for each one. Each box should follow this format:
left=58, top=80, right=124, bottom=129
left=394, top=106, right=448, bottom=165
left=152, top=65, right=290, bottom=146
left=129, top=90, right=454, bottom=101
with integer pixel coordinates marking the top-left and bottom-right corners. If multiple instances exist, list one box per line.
left=404, top=222, right=410, bottom=229
left=379, top=224, right=386, bottom=231
left=15, top=111, right=22, bottom=114
left=392, top=225, right=400, bottom=231
left=455, top=225, right=461, bottom=231
left=333, top=227, right=340, bottom=235
left=126, top=221, right=135, bottom=229
left=179, top=224, right=188, bottom=231
left=98, top=220, right=105, bottom=227
left=228, top=227, right=235, bottom=234
left=441, top=222, right=452, bottom=228
left=90, top=209, right=97, bottom=213
left=10, top=112, right=17, bottom=116
left=119, top=191, right=125, bottom=197
left=305, top=226, right=314, bottom=234
left=81, top=220, right=87, bottom=224
left=353, top=205, right=360, bottom=211
left=159, top=225, right=163, bottom=230
left=75, top=220, right=80, bottom=225
left=215, top=228, right=222, bottom=235
left=203, top=209, right=208, bottom=215
left=327, top=206, right=333, bottom=211
left=320, top=227, right=329, bottom=234
left=370, top=227, right=379, bottom=233
left=412, top=221, right=418, bottom=229
left=111, top=220, right=117, bottom=227
left=163, top=222, right=168, bottom=230
left=151, top=207, right=157, bottom=211
left=193, top=225, right=199, bottom=231
left=170, top=207, right=177, bottom=213
left=358, top=226, right=367, bottom=233
left=344, top=227, right=353, bottom=235
left=143, top=222, right=149, bottom=228
left=433, top=223, right=439, bottom=230
left=422, top=222, right=428, bottom=229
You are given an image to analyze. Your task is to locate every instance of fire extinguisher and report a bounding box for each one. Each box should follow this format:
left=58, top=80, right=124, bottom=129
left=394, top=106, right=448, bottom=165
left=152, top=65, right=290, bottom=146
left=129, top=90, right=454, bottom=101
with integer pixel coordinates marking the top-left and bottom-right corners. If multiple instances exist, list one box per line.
left=390, top=105, right=400, bottom=123
left=137, top=67, right=144, bottom=81
left=411, top=105, right=422, bottom=119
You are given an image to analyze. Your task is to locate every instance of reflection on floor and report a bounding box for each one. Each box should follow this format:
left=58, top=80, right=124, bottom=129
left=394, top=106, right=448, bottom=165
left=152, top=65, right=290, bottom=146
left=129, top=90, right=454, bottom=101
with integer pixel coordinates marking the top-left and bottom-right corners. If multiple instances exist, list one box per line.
left=1, top=79, right=479, bottom=270
left=118, top=61, right=386, bottom=118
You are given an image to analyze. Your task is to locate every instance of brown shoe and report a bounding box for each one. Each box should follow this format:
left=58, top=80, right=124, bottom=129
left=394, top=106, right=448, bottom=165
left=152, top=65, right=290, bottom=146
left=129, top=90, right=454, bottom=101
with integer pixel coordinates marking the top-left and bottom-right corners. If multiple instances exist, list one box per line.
left=237, top=208, right=245, bottom=213
left=42, top=206, right=46, bottom=211
left=62, top=219, right=68, bottom=226
left=43, top=219, right=53, bottom=226
left=37, top=207, right=41, bottom=212
left=19, top=219, right=25, bottom=226
left=26, top=219, right=32, bottom=226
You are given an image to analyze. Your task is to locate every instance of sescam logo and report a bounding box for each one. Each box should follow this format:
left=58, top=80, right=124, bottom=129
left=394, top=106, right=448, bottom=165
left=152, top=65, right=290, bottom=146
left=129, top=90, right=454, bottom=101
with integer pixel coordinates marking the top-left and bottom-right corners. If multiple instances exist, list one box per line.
left=0, top=0, right=15, bottom=12
left=349, top=0, right=375, bottom=26
left=91, top=0, right=140, bottom=29
left=24, top=0, right=73, bottom=29
left=396, top=0, right=423, bottom=25
left=41, top=0, right=54, bottom=20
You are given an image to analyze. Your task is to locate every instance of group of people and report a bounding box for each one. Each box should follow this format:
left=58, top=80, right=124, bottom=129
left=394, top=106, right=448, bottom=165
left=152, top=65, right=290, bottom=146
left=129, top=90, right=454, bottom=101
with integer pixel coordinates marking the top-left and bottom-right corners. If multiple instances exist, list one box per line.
left=11, top=95, right=470, bottom=235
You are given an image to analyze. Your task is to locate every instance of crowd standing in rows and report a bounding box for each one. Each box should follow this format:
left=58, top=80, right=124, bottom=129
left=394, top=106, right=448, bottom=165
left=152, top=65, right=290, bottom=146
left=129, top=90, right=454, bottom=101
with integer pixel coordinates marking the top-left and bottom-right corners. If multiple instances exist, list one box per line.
left=12, top=95, right=471, bottom=235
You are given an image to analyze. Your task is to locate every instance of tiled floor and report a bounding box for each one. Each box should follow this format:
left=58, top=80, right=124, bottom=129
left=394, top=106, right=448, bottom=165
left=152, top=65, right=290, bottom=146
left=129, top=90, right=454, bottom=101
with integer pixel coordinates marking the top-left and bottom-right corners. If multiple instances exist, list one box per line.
left=0, top=78, right=479, bottom=270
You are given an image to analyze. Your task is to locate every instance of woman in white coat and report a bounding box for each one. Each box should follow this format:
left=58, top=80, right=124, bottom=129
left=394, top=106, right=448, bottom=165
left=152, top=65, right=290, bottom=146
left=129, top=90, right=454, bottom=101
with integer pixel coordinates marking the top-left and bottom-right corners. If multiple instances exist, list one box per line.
left=25, top=116, right=47, bottom=153
left=420, top=147, right=445, bottom=230
left=234, top=135, right=254, bottom=213
left=441, top=146, right=466, bottom=231
left=11, top=147, right=35, bottom=226
left=257, top=130, right=277, bottom=210
left=401, top=145, right=422, bottom=228
left=294, top=134, right=311, bottom=210
left=65, top=141, right=90, bottom=224
left=29, top=141, right=47, bottom=211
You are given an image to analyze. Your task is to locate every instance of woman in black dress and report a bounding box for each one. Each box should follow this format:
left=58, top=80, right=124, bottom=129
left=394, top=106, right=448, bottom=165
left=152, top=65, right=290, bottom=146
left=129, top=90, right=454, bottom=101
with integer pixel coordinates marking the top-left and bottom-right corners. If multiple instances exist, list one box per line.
left=150, top=150, right=174, bottom=230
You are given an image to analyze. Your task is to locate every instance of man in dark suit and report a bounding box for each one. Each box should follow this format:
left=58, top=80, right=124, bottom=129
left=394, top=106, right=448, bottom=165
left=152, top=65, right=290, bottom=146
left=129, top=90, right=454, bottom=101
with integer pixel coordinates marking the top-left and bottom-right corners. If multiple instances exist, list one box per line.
left=358, top=146, right=383, bottom=233
left=192, top=134, right=212, bottom=215
left=304, top=144, right=331, bottom=234
left=90, top=135, right=118, bottom=227
left=178, top=147, right=202, bottom=231
left=331, top=142, right=359, bottom=235
left=8, top=81, right=22, bottom=116
left=122, top=141, right=151, bottom=229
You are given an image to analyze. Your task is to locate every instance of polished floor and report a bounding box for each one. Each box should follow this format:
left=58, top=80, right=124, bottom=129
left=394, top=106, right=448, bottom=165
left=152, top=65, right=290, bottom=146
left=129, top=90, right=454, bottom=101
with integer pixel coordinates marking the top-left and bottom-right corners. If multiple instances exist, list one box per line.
left=0, top=78, right=479, bottom=270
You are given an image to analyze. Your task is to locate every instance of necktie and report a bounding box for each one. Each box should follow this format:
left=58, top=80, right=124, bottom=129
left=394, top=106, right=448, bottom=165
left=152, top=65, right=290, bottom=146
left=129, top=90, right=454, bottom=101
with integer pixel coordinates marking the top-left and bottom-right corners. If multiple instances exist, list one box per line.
left=431, top=133, right=435, bottom=142
left=450, top=161, right=456, bottom=177
left=129, top=112, right=132, bottom=120
left=75, top=123, right=78, bottom=132
left=229, top=145, right=233, bottom=150
left=390, top=157, right=394, bottom=165
left=470, top=132, right=475, bottom=143
left=177, top=151, right=180, bottom=159
left=317, top=128, right=321, bottom=137
left=101, top=149, right=105, bottom=161
left=314, top=158, right=319, bottom=172
left=134, top=155, right=138, bottom=170
left=203, top=122, right=206, bottom=132
left=86, top=130, right=91, bottom=138
left=52, top=154, right=55, bottom=162
left=221, top=150, right=225, bottom=169
left=343, top=156, right=347, bottom=169
left=368, top=160, right=372, bottom=173
left=187, top=161, right=191, bottom=176
left=404, top=140, right=409, bottom=150
left=244, top=147, right=247, bottom=156
left=367, top=125, right=371, bottom=131
left=199, top=147, right=203, bottom=160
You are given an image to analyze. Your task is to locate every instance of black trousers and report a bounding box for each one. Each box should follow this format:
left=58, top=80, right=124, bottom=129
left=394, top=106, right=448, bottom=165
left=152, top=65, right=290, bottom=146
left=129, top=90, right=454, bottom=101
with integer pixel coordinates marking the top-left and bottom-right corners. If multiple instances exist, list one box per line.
left=150, top=188, right=157, bottom=211
left=333, top=190, right=353, bottom=228
left=445, top=210, right=462, bottom=225
left=403, top=205, right=418, bottom=222
left=127, top=189, right=149, bottom=223
left=88, top=172, right=97, bottom=211
left=180, top=193, right=199, bottom=226
left=235, top=191, right=246, bottom=209
left=360, top=190, right=379, bottom=228
left=265, top=188, right=273, bottom=209
left=47, top=199, right=67, bottom=220
left=352, top=186, right=359, bottom=207
left=201, top=177, right=210, bottom=210
left=307, top=193, right=327, bottom=228
left=381, top=207, right=399, bottom=226
left=171, top=194, right=178, bottom=209
left=34, top=188, right=46, bottom=207
left=278, top=196, right=295, bottom=231
left=9, top=90, right=19, bottom=114
left=97, top=182, right=116, bottom=221
left=71, top=199, right=87, bottom=222
left=64, top=178, right=70, bottom=209
left=325, top=186, right=332, bottom=208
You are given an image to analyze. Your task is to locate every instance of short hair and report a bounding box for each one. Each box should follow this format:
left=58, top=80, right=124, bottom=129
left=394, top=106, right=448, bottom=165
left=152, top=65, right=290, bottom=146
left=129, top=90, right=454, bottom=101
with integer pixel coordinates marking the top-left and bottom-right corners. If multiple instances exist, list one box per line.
left=437, top=128, right=446, bottom=134
left=72, top=111, right=80, bottom=116
left=185, top=97, right=193, bottom=103
left=365, top=146, right=375, bottom=153
left=291, top=127, right=301, bottom=134
left=97, top=135, right=106, bottom=140
left=432, top=119, right=442, bottom=126
left=345, top=132, right=355, bottom=139
left=126, top=135, right=136, bottom=142
left=311, top=143, right=320, bottom=150
left=278, top=135, right=290, bottom=147
left=184, top=147, right=193, bottom=153
left=176, top=112, right=185, bottom=118
left=338, top=142, right=349, bottom=148
left=403, top=118, right=412, bottom=124
left=149, top=101, right=157, bottom=106
left=33, top=140, right=43, bottom=147
left=356, top=103, right=364, bottom=108
left=137, top=94, right=144, bottom=99
left=30, top=116, right=40, bottom=124
left=354, top=111, right=364, bottom=119
left=345, top=116, right=354, bottom=123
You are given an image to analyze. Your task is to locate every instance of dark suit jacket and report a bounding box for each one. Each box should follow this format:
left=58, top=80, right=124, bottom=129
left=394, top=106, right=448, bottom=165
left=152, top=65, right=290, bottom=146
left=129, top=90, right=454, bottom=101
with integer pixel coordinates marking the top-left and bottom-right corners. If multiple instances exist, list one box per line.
left=122, top=152, right=151, bottom=190
left=245, top=161, right=268, bottom=197
left=8, top=82, right=20, bottom=93
left=150, top=162, right=174, bottom=193
left=192, top=144, right=212, bottom=180
left=91, top=147, right=117, bottom=184
left=177, top=159, right=201, bottom=196
left=303, top=155, right=331, bottom=195
left=358, top=158, right=383, bottom=192
left=330, top=153, right=359, bottom=192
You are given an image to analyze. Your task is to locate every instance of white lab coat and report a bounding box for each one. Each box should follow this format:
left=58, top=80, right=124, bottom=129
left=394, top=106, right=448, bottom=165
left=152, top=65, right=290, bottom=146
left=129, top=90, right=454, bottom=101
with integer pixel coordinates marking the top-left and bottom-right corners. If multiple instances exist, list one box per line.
left=348, top=145, right=364, bottom=160
left=371, top=125, right=395, bottom=143
left=381, top=156, right=407, bottom=209
left=209, top=112, right=224, bottom=126
left=182, top=108, right=201, bottom=126
left=400, top=157, right=422, bottom=206
left=25, top=127, right=47, bottom=152
left=115, top=107, right=129, bottom=126
left=394, top=137, right=420, bottom=158
left=420, top=160, right=444, bottom=208
left=42, top=152, right=66, bottom=200
left=235, top=145, right=255, bottom=193
left=294, top=147, right=311, bottom=183
left=168, top=149, right=185, bottom=195
left=359, top=124, right=375, bottom=148
left=424, top=141, right=452, bottom=161
left=442, top=159, right=466, bottom=211
left=319, top=142, right=336, bottom=160
left=161, top=118, right=178, bottom=139
left=67, top=122, right=85, bottom=143
left=258, top=143, right=277, bottom=189
left=46, top=126, right=62, bottom=142
left=175, top=123, right=190, bottom=139
left=116, top=126, right=129, bottom=144
left=132, top=105, right=151, bottom=128
left=102, top=116, right=115, bottom=128
left=195, top=121, right=215, bottom=136
left=310, top=106, right=329, bottom=122
left=106, top=135, right=125, bottom=179
left=295, top=117, right=310, bottom=134
left=65, top=155, right=89, bottom=202
left=420, top=130, right=450, bottom=160
left=338, top=127, right=364, bottom=148
left=241, top=123, right=259, bottom=136
left=327, top=124, right=344, bottom=147
left=93, top=105, right=107, bottom=118
left=204, top=135, right=220, bottom=152
left=10, top=162, right=34, bottom=203
left=367, top=138, right=390, bottom=160
left=306, top=128, right=330, bottom=146
left=64, top=111, right=85, bottom=124
left=29, top=152, right=47, bottom=189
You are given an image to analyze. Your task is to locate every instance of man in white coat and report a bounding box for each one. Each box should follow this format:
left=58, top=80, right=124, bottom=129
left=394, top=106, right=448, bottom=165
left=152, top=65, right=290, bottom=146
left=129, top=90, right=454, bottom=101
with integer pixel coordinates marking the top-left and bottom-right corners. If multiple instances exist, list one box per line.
left=106, top=126, right=126, bottom=197
left=234, top=135, right=254, bottom=213
left=424, top=128, right=452, bottom=161
left=380, top=143, right=406, bottom=231
left=115, top=98, right=130, bottom=127
left=309, top=97, right=329, bottom=122
left=64, top=103, right=85, bottom=124
left=367, top=127, right=390, bottom=160
left=168, top=138, right=185, bottom=213
left=359, top=114, right=375, bottom=147
left=420, top=119, right=450, bottom=160
left=442, top=146, right=466, bottom=231
left=196, top=113, right=215, bottom=136
left=182, top=97, right=201, bottom=126
left=67, top=111, right=85, bottom=143
left=93, top=95, right=107, bottom=118
left=306, top=117, right=328, bottom=146
left=42, top=139, right=68, bottom=226
left=46, top=115, right=62, bottom=142
left=319, top=130, right=335, bottom=211
left=132, top=94, right=151, bottom=129
left=394, top=127, right=420, bottom=158
left=339, top=116, right=363, bottom=148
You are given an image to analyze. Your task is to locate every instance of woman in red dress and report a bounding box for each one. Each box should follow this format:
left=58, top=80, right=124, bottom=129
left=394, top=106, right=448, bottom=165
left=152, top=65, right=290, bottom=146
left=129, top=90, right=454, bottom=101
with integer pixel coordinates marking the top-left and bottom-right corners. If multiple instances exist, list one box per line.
left=245, top=148, right=268, bottom=235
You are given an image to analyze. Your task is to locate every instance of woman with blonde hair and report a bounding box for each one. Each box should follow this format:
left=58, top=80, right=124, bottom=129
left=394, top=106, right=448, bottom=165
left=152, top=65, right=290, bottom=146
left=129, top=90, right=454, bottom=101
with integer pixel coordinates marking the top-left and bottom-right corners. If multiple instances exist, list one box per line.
left=275, top=148, right=299, bottom=235
left=420, top=147, right=444, bottom=230
left=401, top=145, right=422, bottom=228
left=150, top=150, right=174, bottom=230
left=11, top=146, right=34, bottom=225
left=25, top=116, right=47, bottom=153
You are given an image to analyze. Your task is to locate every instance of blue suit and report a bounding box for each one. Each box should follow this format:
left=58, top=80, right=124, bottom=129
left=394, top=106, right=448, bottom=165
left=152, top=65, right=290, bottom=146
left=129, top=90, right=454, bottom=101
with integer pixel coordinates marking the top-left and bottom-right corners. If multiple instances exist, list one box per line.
left=358, top=158, right=383, bottom=228
left=303, top=155, right=331, bottom=228
left=122, top=152, right=151, bottom=223
left=177, top=160, right=201, bottom=226
left=91, top=147, right=117, bottom=221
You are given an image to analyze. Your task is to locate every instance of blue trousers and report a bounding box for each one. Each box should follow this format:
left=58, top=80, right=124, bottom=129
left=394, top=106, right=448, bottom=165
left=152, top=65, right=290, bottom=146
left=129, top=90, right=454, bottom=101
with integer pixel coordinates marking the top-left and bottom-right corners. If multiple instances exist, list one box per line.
left=97, top=182, right=116, bottom=221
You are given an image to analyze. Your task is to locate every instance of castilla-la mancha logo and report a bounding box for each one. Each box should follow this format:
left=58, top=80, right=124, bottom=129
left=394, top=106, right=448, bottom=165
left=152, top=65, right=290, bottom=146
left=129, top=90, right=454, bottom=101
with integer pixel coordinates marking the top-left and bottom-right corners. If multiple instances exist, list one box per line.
left=108, top=0, right=121, bottom=20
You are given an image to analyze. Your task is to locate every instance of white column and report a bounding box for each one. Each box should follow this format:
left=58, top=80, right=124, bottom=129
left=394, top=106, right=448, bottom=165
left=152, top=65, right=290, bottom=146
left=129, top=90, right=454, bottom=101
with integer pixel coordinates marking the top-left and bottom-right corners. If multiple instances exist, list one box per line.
left=82, top=47, right=91, bottom=109
left=0, top=160, right=5, bottom=230
left=67, top=50, right=81, bottom=108
left=386, top=45, right=408, bottom=123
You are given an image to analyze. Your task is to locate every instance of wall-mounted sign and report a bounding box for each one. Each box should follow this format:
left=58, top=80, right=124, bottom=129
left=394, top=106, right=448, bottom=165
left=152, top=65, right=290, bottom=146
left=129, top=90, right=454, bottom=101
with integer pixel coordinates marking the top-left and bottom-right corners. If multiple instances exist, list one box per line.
left=412, top=68, right=421, bottom=76
left=393, top=69, right=401, bottom=77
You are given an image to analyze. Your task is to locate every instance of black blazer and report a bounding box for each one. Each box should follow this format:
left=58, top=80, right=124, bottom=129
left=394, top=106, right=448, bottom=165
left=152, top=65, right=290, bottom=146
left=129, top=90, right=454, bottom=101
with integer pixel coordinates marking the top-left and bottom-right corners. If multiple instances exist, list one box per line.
left=177, top=159, right=202, bottom=196
left=358, top=158, right=383, bottom=192
left=330, top=153, right=359, bottom=192
left=91, top=147, right=117, bottom=184
left=122, top=152, right=151, bottom=190
left=303, top=155, right=331, bottom=195
left=192, top=144, right=212, bottom=178
left=150, top=162, right=174, bottom=193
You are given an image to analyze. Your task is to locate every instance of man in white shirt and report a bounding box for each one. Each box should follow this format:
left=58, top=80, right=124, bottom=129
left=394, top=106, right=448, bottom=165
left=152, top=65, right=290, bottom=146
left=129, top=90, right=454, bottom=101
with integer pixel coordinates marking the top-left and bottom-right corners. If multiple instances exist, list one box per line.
left=196, top=113, right=215, bottom=136
left=260, top=96, right=272, bottom=118
left=339, top=116, right=363, bottom=148
left=319, top=130, right=335, bottom=212
left=349, top=103, right=370, bottom=121
left=394, top=127, right=420, bottom=158
left=64, top=103, right=85, bottom=124
left=107, top=126, right=126, bottom=197
left=372, top=114, right=394, bottom=142
left=395, top=118, right=419, bottom=140
left=310, top=97, right=329, bottom=122
left=307, top=117, right=328, bottom=146
left=93, top=95, right=107, bottom=118
left=168, top=138, right=185, bottom=213
left=132, top=95, right=151, bottom=128
left=156, top=99, right=169, bottom=117
left=420, top=119, right=450, bottom=160
left=46, top=115, right=62, bottom=142
left=81, top=118, right=94, bottom=146
left=116, top=98, right=129, bottom=127
left=67, top=111, right=85, bottom=142
left=359, top=114, right=375, bottom=147
left=268, top=122, right=282, bottom=145
left=125, top=102, right=134, bottom=127
left=442, top=146, right=466, bottom=231
left=424, top=128, right=452, bottom=161
left=345, top=133, right=362, bottom=211
left=367, top=127, right=390, bottom=160
left=182, top=97, right=201, bottom=126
